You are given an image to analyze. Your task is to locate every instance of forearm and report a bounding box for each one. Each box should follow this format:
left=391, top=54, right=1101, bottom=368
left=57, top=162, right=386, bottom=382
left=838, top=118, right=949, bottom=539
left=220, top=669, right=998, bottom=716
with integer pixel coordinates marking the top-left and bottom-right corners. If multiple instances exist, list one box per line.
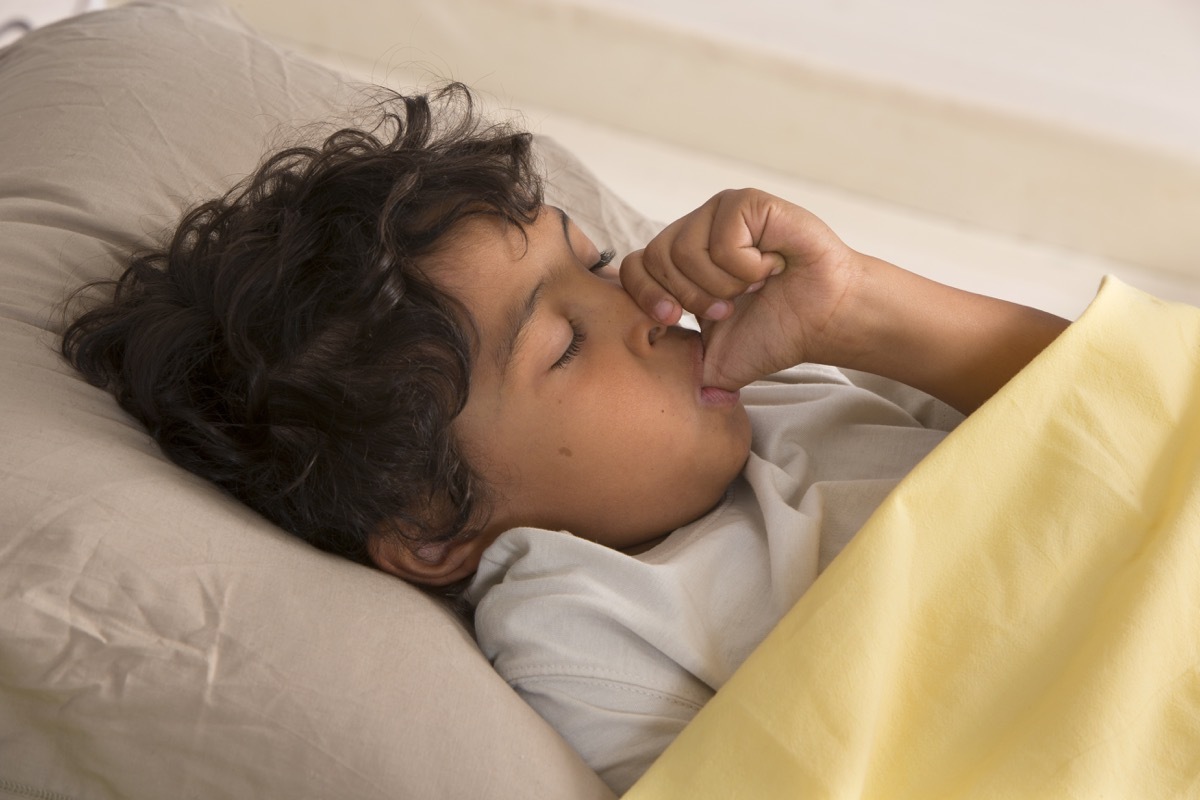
left=820, top=253, right=1069, bottom=415
left=619, top=188, right=1069, bottom=408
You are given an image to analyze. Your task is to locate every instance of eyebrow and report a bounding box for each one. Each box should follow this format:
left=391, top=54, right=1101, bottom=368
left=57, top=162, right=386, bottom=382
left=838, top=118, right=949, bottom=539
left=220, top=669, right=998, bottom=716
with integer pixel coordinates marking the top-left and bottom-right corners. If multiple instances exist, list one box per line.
left=494, top=207, right=575, bottom=378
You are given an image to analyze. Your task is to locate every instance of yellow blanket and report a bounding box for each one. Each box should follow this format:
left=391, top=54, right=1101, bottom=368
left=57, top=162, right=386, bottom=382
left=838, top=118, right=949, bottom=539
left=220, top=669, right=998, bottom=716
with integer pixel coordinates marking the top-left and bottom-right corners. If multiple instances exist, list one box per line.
left=626, top=278, right=1200, bottom=799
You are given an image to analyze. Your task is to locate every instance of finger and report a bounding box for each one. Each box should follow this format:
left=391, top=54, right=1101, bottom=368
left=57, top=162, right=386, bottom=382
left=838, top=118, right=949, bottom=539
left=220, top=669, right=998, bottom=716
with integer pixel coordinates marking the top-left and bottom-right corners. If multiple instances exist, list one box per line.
left=620, top=249, right=682, bottom=325
left=643, top=234, right=736, bottom=320
left=708, top=188, right=789, bottom=283
left=698, top=318, right=740, bottom=390
left=639, top=199, right=744, bottom=316
left=641, top=212, right=747, bottom=320
left=662, top=199, right=753, bottom=296
left=664, top=220, right=754, bottom=300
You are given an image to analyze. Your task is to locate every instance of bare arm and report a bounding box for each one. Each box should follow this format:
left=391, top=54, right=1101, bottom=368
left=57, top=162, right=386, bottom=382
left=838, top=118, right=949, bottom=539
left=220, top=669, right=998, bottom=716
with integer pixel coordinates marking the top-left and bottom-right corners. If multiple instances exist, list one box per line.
left=621, top=189, right=1069, bottom=415
left=816, top=253, right=1068, bottom=414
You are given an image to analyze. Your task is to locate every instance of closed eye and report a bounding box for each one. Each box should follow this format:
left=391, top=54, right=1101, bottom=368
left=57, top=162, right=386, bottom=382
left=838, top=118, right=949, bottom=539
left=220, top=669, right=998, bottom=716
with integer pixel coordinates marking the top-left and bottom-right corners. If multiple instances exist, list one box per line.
left=553, top=323, right=586, bottom=370
left=590, top=249, right=616, bottom=273
left=550, top=250, right=612, bottom=371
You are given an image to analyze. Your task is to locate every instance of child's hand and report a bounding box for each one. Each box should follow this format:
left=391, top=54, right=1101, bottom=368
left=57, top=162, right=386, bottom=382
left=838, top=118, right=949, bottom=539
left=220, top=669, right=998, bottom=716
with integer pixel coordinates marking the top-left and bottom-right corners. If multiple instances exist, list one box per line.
left=620, top=189, right=859, bottom=390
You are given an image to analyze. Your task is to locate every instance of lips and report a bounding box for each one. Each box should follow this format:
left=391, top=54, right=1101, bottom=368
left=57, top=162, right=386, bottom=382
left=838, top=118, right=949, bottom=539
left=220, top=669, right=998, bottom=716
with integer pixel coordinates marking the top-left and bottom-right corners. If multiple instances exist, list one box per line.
left=690, top=334, right=741, bottom=409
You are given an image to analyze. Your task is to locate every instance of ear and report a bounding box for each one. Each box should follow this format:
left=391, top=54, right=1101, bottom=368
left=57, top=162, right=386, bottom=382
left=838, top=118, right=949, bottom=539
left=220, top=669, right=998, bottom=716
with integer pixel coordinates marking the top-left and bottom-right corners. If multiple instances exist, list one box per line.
left=368, top=529, right=494, bottom=588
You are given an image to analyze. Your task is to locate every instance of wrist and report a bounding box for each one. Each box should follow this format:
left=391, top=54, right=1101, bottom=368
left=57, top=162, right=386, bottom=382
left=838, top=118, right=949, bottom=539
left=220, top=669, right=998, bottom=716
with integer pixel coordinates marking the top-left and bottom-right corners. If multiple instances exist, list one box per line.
left=810, top=253, right=1068, bottom=413
left=789, top=248, right=876, bottom=369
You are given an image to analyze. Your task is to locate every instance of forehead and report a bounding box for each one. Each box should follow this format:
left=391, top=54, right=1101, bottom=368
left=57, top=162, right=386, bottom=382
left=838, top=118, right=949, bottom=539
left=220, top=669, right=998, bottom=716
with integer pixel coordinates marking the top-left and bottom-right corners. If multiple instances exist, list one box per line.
left=422, top=212, right=549, bottom=369
left=430, top=206, right=578, bottom=306
left=430, top=214, right=532, bottom=286
left=421, top=215, right=528, bottom=331
left=429, top=204, right=571, bottom=272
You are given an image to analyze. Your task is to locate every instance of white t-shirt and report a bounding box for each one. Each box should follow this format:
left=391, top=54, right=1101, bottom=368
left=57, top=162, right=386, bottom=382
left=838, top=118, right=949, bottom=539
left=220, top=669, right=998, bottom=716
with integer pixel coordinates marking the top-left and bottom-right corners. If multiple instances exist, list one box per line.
left=466, top=365, right=962, bottom=793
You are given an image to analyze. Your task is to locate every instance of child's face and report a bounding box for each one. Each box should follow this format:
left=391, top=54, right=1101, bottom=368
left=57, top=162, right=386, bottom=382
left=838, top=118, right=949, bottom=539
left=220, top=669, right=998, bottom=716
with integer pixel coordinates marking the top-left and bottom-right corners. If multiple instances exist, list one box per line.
left=435, top=206, right=752, bottom=553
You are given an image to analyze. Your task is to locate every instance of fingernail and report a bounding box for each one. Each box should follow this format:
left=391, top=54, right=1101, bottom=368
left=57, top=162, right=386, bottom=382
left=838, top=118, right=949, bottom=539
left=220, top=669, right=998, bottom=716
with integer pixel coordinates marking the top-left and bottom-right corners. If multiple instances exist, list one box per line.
left=769, top=264, right=784, bottom=277
left=654, top=299, right=676, bottom=322
left=746, top=280, right=766, bottom=294
left=705, top=300, right=731, bottom=320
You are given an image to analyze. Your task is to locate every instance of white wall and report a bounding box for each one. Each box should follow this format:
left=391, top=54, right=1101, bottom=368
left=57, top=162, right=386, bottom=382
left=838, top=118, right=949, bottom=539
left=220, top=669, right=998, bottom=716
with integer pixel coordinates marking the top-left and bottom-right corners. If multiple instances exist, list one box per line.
left=229, top=0, right=1200, bottom=280
left=572, top=0, right=1200, bottom=161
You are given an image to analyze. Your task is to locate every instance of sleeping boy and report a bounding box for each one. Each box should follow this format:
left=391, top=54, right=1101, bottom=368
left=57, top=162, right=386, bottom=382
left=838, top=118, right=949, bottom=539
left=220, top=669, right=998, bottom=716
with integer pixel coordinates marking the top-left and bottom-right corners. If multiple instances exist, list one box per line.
left=62, top=85, right=1067, bottom=792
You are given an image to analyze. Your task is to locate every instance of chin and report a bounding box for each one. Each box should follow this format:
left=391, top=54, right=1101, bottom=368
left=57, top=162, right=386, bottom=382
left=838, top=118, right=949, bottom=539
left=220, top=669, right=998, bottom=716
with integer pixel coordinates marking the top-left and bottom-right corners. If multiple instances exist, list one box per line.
left=667, top=457, right=746, bottom=531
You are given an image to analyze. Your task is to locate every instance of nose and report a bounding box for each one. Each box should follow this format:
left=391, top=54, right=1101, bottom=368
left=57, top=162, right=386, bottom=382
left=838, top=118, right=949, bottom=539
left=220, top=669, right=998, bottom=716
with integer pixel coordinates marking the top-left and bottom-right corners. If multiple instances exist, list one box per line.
left=592, top=272, right=665, bottom=356
left=622, top=295, right=665, bottom=355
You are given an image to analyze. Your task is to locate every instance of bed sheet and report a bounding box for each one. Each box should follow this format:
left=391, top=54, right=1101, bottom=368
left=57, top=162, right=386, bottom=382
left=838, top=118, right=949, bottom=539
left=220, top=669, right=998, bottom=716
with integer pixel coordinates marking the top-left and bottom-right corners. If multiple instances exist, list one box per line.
left=626, top=277, right=1200, bottom=798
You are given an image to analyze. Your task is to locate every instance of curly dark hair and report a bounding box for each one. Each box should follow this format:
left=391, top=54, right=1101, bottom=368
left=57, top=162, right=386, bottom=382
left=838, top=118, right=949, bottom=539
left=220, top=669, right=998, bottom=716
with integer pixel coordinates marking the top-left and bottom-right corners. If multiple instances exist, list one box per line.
left=61, top=84, right=542, bottom=574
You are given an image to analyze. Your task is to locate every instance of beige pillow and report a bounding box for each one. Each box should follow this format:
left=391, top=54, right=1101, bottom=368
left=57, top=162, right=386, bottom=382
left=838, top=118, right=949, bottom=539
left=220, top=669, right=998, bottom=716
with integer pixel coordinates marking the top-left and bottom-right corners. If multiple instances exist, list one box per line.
left=0, top=1, right=653, bottom=796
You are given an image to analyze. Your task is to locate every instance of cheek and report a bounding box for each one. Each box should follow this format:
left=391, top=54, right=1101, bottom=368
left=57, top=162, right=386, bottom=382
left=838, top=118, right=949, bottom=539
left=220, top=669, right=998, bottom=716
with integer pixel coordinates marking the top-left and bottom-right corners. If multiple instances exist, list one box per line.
left=559, top=370, right=680, bottom=446
left=547, top=389, right=699, bottom=495
left=495, top=386, right=749, bottom=536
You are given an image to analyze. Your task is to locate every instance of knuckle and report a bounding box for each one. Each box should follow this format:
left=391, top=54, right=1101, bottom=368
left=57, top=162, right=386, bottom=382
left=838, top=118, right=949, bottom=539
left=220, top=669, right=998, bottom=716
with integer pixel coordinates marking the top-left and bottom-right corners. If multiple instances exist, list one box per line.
left=642, top=239, right=671, bottom=276
left=667, top=236, right=694, bottom=269
left=619, top=249, right=644, bottom=274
